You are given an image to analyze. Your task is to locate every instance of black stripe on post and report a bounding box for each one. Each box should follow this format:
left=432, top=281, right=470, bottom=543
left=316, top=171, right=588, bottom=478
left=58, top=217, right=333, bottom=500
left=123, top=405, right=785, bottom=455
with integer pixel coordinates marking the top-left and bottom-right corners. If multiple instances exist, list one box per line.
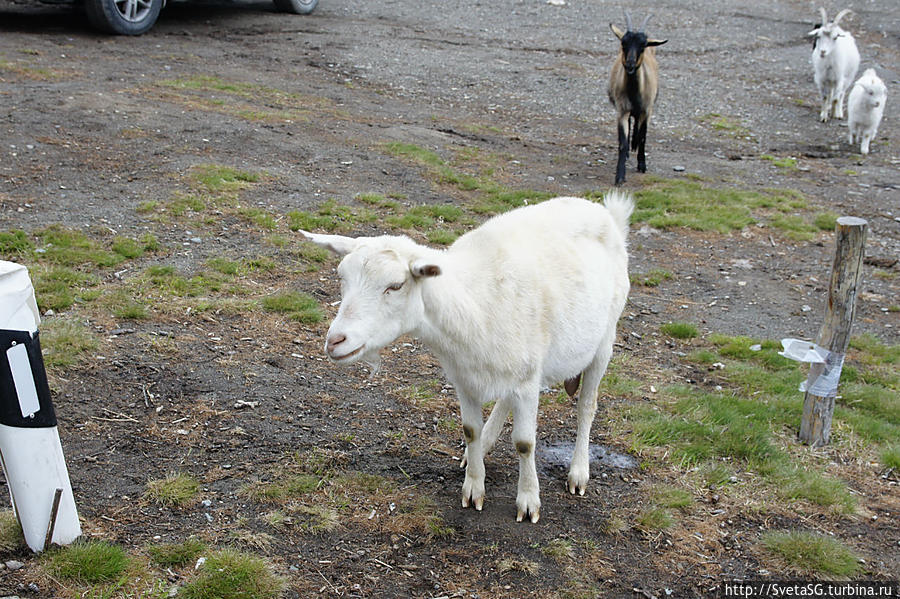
left=0, top=329, right=57, bottom=428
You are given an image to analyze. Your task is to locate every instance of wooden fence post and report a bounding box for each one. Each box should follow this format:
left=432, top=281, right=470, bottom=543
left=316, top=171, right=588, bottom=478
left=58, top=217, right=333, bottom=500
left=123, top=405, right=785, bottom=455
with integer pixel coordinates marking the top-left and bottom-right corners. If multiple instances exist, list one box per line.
left=799, top=216, right=868, bottom=447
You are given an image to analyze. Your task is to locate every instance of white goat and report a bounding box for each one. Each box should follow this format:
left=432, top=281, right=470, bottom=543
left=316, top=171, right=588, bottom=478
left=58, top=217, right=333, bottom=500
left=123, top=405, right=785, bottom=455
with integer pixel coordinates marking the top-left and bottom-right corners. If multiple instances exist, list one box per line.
left=847, top=68, right=887, bottom=155
left=809, top=7, right=860, bottom=122
left=302, top=192, right=633, bottom=523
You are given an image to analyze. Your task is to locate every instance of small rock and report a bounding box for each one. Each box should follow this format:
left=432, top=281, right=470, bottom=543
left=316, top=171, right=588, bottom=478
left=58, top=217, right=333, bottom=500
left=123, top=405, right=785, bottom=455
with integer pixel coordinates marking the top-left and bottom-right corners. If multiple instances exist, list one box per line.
left=5, top=560, right=24, bottom=571
left=201, top=499, right=212, bottom=508
left=801, top=305, right=812, bottom=312
left=673, top=165, right=686, bottom=172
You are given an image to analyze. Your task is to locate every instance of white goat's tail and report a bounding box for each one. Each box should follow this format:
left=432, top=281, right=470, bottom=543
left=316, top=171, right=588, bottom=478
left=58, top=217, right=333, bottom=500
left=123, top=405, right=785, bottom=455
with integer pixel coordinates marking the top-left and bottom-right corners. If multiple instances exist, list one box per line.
left=603, top=189, right=635, bottom=240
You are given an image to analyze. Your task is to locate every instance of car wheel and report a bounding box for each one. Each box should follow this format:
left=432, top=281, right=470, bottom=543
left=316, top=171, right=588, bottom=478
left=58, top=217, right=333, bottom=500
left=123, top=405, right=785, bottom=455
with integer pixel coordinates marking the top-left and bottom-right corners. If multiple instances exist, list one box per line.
left=85, top=0, right=162, bottom=35
left=272, top=0, right=318, bottom=15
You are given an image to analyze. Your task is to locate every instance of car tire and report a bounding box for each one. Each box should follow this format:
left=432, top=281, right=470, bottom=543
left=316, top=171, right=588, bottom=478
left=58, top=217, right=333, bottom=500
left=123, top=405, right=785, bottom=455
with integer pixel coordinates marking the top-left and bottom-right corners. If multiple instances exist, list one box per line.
left=85, top=0, right=162, bottom=35
left=272, top=0, right=318, bottom=15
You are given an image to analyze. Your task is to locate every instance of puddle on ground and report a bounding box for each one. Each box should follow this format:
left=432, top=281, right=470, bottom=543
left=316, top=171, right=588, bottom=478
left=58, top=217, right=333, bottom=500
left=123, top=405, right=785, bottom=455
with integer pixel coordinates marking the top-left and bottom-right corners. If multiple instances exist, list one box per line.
left=538, top=441, right=638, bottom=473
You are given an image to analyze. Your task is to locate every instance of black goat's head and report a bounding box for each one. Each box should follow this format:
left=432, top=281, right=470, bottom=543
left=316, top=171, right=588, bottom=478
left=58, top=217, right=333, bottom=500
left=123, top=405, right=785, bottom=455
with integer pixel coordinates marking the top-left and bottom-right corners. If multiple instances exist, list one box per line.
left=610, top=12, right=667, bottom=75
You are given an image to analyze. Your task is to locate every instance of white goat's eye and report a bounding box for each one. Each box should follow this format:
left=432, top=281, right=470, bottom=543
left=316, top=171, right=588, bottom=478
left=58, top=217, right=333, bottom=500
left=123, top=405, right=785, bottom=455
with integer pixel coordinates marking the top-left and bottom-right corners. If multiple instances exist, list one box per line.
left=385, top=282, right=405, bottom=293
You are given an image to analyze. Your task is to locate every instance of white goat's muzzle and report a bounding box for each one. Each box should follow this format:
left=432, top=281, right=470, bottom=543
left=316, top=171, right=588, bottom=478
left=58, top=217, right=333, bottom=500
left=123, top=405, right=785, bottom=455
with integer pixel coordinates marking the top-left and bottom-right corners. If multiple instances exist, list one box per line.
left=325, top=332, right=365, bottom=362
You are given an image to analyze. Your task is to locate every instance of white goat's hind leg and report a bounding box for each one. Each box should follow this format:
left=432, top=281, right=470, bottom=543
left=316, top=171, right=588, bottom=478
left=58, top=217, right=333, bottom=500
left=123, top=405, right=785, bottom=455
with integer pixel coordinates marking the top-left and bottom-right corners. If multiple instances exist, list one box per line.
left=458, top=393, right=486, bottom=511
left=509, top=382, right=541, bottom=522
left=460, top=396, right=510, bottom=469
left=567, top=342, right=613, bottom=496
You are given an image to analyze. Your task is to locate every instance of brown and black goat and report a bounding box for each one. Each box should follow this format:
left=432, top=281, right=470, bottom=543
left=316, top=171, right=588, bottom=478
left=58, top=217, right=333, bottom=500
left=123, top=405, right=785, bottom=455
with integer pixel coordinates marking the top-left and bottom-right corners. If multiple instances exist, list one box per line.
left=608, top=12, right=667, bottom=185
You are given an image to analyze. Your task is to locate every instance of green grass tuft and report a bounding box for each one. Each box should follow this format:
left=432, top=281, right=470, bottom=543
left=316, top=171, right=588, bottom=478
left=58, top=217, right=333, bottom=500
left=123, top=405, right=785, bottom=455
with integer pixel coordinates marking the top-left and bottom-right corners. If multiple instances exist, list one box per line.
left=45, top=539, right=129, bottom=584
left=190, top=164, right=259, bottom=193
left=0, top=510, right=24, bottom=552
left=145, top=473, right=201, bottom=507
left=180, top=549, right=285, bottom=599
left=761, top=531, right=859, bottom=576
left=636, top=507, right=674, bottom=531
left=40, top=317, right=99, bottom=369
left=880, top=445, right=900, bottom=470
left=631, top=179, right=805, bottom=233
left=660, top=322, right=699, bottom=340
left=0, top=229, right=34, bottom=255
left=261, top=291, right=323, bottom=323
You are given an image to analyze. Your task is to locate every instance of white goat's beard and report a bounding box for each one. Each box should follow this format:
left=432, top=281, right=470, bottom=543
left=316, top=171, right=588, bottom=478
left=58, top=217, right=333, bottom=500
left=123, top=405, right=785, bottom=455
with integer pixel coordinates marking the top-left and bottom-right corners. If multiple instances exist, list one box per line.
left=362, top=350, right=382, bottom=377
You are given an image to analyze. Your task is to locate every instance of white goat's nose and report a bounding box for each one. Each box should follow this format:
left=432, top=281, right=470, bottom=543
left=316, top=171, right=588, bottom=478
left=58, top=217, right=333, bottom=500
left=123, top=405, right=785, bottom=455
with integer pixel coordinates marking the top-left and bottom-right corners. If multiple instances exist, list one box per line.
left=820, top=50, right=826, bottom=58
left=326, top=333, right=347, bottom=355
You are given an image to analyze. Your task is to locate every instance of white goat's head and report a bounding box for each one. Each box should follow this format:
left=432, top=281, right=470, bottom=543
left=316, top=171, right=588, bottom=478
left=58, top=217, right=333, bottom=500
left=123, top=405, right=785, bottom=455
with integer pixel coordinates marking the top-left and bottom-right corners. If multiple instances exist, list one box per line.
left=300, top=231, right=442, bottom=370
left=809, top=7, right=852, bottom=59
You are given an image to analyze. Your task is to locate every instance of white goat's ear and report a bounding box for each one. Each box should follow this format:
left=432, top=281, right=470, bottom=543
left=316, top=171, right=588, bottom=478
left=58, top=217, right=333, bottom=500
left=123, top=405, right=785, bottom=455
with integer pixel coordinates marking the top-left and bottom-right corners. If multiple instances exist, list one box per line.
left=610, top=23, right=625, bottom=39
left=647, top=38, right=667, bottom=46
left=410, top=259, right=442, bottom=278
left=299, top=230, right=360, bottom=256
left=807, top=28, right=822, bottom=36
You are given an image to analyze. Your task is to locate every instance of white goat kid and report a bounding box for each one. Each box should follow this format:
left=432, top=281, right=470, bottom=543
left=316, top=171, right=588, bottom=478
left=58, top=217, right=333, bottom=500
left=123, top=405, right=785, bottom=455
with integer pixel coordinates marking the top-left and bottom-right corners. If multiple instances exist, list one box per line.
left=847, top=68, right=887, bottom=155
left=809, top=7, right=860, bottom=122
left=302, top=192, right=633, bottom=523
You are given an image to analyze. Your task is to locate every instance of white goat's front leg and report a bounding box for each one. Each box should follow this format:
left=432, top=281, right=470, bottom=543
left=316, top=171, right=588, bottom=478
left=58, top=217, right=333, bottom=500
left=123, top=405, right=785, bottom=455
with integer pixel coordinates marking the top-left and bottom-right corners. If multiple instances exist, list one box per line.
left=567, top=341, right=613, bottom=495
left=458, top=393, right=486, bottom=511
left=835, top=88, right=847, bottom=119
left=510, top=383, right=541, bottom=523
left=860, top=132, right=872, bottom=155
left=460, top=396, right=510, bottom=469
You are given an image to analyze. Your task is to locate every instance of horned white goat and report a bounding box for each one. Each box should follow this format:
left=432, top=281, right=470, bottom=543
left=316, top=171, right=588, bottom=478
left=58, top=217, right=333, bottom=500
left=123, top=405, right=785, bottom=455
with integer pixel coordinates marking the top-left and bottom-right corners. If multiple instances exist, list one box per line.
left=847, top=68, right=887, bottom=155
left=302, top=192, right=634, bottom=523
left=809, top=7, right=860, bottom=122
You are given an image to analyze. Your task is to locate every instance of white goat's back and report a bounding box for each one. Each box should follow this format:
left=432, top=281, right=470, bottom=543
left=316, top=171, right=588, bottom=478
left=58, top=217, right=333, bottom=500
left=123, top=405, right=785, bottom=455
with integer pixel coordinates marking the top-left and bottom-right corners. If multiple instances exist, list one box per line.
left=435, top=194, right=632, bottom=389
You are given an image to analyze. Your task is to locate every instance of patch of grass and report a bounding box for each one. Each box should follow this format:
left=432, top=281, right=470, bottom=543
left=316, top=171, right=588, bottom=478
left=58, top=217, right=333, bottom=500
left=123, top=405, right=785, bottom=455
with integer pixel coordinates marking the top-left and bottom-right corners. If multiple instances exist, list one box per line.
left=238, top=206, right=279, bottom=230
left=760, top=154, right=798, bottom=170
left=355, top=192, right=401, bottom=210
left=190, top=164, right=259, bottom=194
left=813, top=212, right=839, bottom=231
left=0, top=510, right=24, bottom=552
left=32, top=266, right=100, bottom=312
left=146, top=538, right=207, bottom=568
left=287, top=199, right=375, bottom=233
left=541, top=538, right=575, bottom=561
left=261, top=291, right=323, bottom=324
left=777, top=468, right=856, bottom=514
left=699, top=113, right=751, bottom=138
left=636, top=507, right=674, bottom=531
left=240, top=474, right=322, bottom=503
left=145, top=472, right=201, bottom=507
left=0, top=229, right=34, bottom=256
left=426, top=228, right=459, bottom=245
left=631, top=268, right=672, bottom=287
left=769, top=214, right=817, bottom=241
left=45, top=539, right=129, bottom=584
left=35, top=225, right=124, bottom=268
left=650, top=485, right=694, bottom=509
left=761, top=531, right=859, bottom=576
left=497, top=557, right=540, bottom=576
left=180, top=548, right=285, bottom=599
left=880, top=445, right=900, bottom=469
left=102, top=289, right=150, bottom=320
left=660, top=322, right=699, bottom=340
left=294, top=504, right=341, bottom=534
left=631, top=179, right=803, bottom=233
left=40, top=317, right=99, bottom=369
